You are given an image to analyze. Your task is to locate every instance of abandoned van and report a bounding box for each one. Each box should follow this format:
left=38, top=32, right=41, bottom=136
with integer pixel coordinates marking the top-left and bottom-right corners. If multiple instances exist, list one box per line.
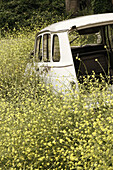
left=26, top=13, right=113, bottom=92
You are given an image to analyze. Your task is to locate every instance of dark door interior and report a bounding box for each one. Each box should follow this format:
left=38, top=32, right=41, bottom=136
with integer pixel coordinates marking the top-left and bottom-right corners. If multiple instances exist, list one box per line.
left=69, top=25, right=113, bottom=83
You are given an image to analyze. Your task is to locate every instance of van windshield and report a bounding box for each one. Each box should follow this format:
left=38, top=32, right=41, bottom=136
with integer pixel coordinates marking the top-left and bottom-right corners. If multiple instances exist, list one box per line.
left=68, top=25, right=113, bottom=82
left=69, top=27, right=102, bottom=47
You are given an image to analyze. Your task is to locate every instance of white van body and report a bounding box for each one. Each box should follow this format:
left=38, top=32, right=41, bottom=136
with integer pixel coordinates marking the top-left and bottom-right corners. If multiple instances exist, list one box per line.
left=26, top=13, right=113, bottom=92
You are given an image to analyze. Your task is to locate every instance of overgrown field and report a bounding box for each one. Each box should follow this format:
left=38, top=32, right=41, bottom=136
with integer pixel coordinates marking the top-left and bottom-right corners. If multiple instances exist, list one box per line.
left=0, top=31, right=113, bottom=169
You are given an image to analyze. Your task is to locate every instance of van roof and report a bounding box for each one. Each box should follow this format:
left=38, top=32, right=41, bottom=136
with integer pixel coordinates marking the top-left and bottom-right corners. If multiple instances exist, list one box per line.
left=39, top=13, right=113, bottom=34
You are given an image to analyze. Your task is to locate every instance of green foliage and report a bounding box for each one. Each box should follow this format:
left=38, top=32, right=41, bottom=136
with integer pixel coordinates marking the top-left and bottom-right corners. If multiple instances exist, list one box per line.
left=91, top=0, right=113, bottom=14
left=0, top=31, right=113, bottom=169
left=0, top=0, right=66, bottom=35
left=1, top=0, right=113, bottom=36
left=78, top=0, right=113, bottom=16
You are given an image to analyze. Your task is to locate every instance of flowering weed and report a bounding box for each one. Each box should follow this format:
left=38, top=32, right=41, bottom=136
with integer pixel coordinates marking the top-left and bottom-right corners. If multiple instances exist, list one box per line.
left=0, top=32, right=113, bottom=169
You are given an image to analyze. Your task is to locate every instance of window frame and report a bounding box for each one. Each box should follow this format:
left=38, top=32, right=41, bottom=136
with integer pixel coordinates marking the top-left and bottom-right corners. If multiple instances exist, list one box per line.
left=52, top=34, right=60, bottom=62
left=69, top=27, right=102, bottom=47
left=36, top=35, right=43, bottom=62
left=43, top=33, right=51, bottom=62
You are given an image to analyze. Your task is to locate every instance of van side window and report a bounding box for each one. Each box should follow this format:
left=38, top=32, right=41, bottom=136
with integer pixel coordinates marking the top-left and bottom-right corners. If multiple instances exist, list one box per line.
left=43, top=34, right=51, bottom=62
left=52, top=35, right=60, bottom=62
left=36, top=36, right=42, bottom=61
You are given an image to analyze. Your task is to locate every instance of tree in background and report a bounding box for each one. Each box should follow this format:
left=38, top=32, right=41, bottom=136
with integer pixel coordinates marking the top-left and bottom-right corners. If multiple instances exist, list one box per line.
left=65, top=0, right=93, bottom=16
left=1, top=0, right=113, bottom=34
left=65, top=0, right=79, bottom=16
left=65, top=0, right=113, bottom=16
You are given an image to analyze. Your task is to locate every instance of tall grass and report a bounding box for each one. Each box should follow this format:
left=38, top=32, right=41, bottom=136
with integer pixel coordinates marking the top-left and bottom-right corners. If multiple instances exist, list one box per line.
left=0, top=30, right=113, bottom=169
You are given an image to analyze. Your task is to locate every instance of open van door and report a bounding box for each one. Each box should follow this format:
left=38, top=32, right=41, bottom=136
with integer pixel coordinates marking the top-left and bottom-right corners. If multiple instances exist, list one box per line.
left=68, top=24, right=113, bottom=83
